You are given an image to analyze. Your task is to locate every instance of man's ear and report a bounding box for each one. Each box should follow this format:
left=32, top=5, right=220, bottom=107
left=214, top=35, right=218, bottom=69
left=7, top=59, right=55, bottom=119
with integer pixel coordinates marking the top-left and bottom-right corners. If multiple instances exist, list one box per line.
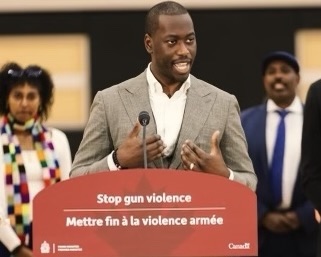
left=144, top=34, right=153, bottom=54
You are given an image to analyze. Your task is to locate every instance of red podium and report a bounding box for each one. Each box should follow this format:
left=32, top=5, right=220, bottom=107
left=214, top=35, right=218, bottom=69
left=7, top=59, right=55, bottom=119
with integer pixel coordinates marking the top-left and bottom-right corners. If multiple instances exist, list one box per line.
left=33, top=169, right=257, bottom=256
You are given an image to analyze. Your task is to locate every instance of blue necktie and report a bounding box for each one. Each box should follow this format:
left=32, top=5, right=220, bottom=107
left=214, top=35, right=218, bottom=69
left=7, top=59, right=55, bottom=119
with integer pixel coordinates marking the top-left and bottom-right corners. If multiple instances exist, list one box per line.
left=270, top=109, right=289, bottom=206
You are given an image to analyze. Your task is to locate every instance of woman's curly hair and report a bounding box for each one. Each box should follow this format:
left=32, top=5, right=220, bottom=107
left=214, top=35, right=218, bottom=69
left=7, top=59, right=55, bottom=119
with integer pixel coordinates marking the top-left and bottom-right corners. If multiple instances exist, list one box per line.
left=0, top=62, right=55, bottom=121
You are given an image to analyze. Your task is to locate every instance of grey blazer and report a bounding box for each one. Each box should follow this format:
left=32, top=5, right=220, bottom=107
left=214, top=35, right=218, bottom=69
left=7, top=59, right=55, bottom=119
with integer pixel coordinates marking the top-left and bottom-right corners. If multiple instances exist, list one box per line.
left=70, top=71, right=257, bottom=191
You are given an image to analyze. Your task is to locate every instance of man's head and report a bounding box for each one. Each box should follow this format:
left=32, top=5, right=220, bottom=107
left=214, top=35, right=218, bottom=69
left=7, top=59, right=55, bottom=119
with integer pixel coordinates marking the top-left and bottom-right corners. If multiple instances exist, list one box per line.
left=261, top=51, right=300, bottom=108
left=144, top=1, right=197, bottom=86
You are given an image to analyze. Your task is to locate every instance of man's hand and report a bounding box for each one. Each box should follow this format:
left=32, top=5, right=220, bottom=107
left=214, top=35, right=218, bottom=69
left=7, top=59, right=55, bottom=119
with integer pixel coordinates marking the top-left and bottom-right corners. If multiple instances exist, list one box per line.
left=261, top=211, right=300, bottom=233
left=181, top=130, right=229, bottom=177
left=117, top=121, right=165, bottom=168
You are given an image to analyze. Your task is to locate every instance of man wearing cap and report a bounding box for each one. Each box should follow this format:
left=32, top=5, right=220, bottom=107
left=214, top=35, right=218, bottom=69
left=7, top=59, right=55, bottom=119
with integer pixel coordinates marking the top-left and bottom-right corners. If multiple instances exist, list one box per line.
left=241, top=51, right=318, bottom=256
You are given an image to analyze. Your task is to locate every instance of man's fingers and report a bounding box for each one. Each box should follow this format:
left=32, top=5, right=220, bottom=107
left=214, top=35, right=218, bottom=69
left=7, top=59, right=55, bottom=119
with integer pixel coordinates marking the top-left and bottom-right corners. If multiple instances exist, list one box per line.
left=210, top=130, right=220, bottom=155
left=128, top=121, right=141, bottom=138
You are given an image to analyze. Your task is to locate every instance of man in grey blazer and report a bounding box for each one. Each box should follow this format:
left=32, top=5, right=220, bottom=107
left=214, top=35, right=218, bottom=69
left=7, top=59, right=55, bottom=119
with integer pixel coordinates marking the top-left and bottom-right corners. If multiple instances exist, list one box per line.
left=70, top=1, right=257, bottom=191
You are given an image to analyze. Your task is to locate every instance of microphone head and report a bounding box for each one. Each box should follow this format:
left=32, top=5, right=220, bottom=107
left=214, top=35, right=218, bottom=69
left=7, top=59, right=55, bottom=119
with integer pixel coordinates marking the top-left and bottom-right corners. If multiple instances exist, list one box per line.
left=138, top=111, right=150, bottom=126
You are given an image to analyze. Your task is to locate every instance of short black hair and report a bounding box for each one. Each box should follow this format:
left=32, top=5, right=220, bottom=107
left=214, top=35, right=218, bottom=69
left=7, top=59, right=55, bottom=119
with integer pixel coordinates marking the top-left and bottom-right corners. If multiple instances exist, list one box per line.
left=145, top=1, right=189, bottom=36
left=0, top=62, right=54, bottom=120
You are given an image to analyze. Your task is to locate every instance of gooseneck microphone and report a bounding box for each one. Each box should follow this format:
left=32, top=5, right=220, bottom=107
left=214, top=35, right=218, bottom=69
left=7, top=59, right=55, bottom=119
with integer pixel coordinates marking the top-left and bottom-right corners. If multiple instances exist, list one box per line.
left=138, top=111, right=150, bottom=169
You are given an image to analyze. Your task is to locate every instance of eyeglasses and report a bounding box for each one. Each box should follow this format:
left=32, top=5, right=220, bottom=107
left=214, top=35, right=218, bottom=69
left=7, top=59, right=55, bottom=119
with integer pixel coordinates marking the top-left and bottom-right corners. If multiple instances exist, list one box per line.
left=7, top=68, right=42, bottom=78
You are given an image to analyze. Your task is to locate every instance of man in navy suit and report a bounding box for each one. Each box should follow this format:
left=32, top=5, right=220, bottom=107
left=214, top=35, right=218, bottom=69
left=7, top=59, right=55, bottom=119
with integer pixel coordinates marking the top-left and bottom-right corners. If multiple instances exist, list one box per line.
left=241, top=51, right=318, bottom=257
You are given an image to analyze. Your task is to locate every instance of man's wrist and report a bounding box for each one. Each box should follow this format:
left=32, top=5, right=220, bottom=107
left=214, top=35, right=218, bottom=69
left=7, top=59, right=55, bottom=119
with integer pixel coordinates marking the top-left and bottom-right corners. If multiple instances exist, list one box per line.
left=112, top=148, right=127, bottom=169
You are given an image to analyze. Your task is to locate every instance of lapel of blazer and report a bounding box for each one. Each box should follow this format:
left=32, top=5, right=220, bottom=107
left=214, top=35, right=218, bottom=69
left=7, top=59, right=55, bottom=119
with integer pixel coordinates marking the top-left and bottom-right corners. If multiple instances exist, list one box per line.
left=169, top=76, right=218, bottom=169
left=118, top=71, right=155, bottom=129
left=118, top=71, right=162, bottom=168
left=258, top=104, right=269, bottom=176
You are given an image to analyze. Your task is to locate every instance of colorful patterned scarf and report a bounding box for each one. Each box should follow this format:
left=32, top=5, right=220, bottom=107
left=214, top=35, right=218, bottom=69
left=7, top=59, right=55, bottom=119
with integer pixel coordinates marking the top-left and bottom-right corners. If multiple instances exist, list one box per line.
left=1, top=114, right=61, bottom=244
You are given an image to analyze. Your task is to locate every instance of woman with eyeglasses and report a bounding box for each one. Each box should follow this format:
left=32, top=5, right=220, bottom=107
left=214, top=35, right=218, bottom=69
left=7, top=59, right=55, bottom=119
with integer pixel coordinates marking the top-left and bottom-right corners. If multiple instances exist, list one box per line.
left=0, top=62, right=72, bottom=257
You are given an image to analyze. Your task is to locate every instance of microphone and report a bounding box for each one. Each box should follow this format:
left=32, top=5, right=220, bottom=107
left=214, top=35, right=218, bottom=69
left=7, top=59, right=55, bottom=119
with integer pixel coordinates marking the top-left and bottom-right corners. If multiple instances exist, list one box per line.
left=138, top=111, right=150, bottom=126
left=139, top=111, right=150, bottom=169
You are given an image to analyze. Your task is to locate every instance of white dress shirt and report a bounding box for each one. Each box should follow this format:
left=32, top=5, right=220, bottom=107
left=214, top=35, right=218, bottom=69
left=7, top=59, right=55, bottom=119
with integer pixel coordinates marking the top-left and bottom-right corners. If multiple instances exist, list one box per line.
left=146, top=63, right=190, bottom=157
left=266, top=96, right=303, bottom=209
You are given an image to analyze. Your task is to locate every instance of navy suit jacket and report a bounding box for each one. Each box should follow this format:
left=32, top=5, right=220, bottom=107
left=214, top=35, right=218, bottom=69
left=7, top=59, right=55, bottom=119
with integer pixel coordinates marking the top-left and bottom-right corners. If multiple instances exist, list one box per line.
left=241, top=103, right=318, bottom=252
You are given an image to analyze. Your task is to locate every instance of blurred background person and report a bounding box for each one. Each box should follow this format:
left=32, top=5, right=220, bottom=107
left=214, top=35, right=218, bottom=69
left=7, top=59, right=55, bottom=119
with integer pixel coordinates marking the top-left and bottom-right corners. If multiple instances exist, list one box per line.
left=0, top=62, right=72, bottom=257
left=241, top=51, right=318, bottom=257
left=301, top=78, right=321, bottom=257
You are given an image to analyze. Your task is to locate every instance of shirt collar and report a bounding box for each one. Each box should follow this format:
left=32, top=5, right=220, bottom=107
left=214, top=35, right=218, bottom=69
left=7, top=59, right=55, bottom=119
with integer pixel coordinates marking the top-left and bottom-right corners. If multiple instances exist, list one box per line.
left=146, top=63, right=191, bottom=95
left=267, top=96, right=303, bottom=114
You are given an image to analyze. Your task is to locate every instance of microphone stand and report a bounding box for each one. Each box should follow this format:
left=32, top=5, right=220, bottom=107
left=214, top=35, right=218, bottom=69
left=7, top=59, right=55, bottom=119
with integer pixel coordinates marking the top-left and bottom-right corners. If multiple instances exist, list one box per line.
left=138, top=111, right=150, bottom=170
left=142, top=121, right=147, bottom=169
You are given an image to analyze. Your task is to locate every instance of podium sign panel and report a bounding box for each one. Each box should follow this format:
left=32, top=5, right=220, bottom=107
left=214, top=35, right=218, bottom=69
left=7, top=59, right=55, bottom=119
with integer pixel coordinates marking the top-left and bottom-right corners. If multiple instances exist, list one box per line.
left=33, top=169, right=257, bottom=256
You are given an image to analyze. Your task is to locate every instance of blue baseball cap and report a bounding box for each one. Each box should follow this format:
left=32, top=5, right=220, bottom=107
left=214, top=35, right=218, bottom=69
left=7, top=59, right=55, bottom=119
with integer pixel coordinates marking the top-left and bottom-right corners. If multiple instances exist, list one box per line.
left=262, top=51, right=300, bottom=74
